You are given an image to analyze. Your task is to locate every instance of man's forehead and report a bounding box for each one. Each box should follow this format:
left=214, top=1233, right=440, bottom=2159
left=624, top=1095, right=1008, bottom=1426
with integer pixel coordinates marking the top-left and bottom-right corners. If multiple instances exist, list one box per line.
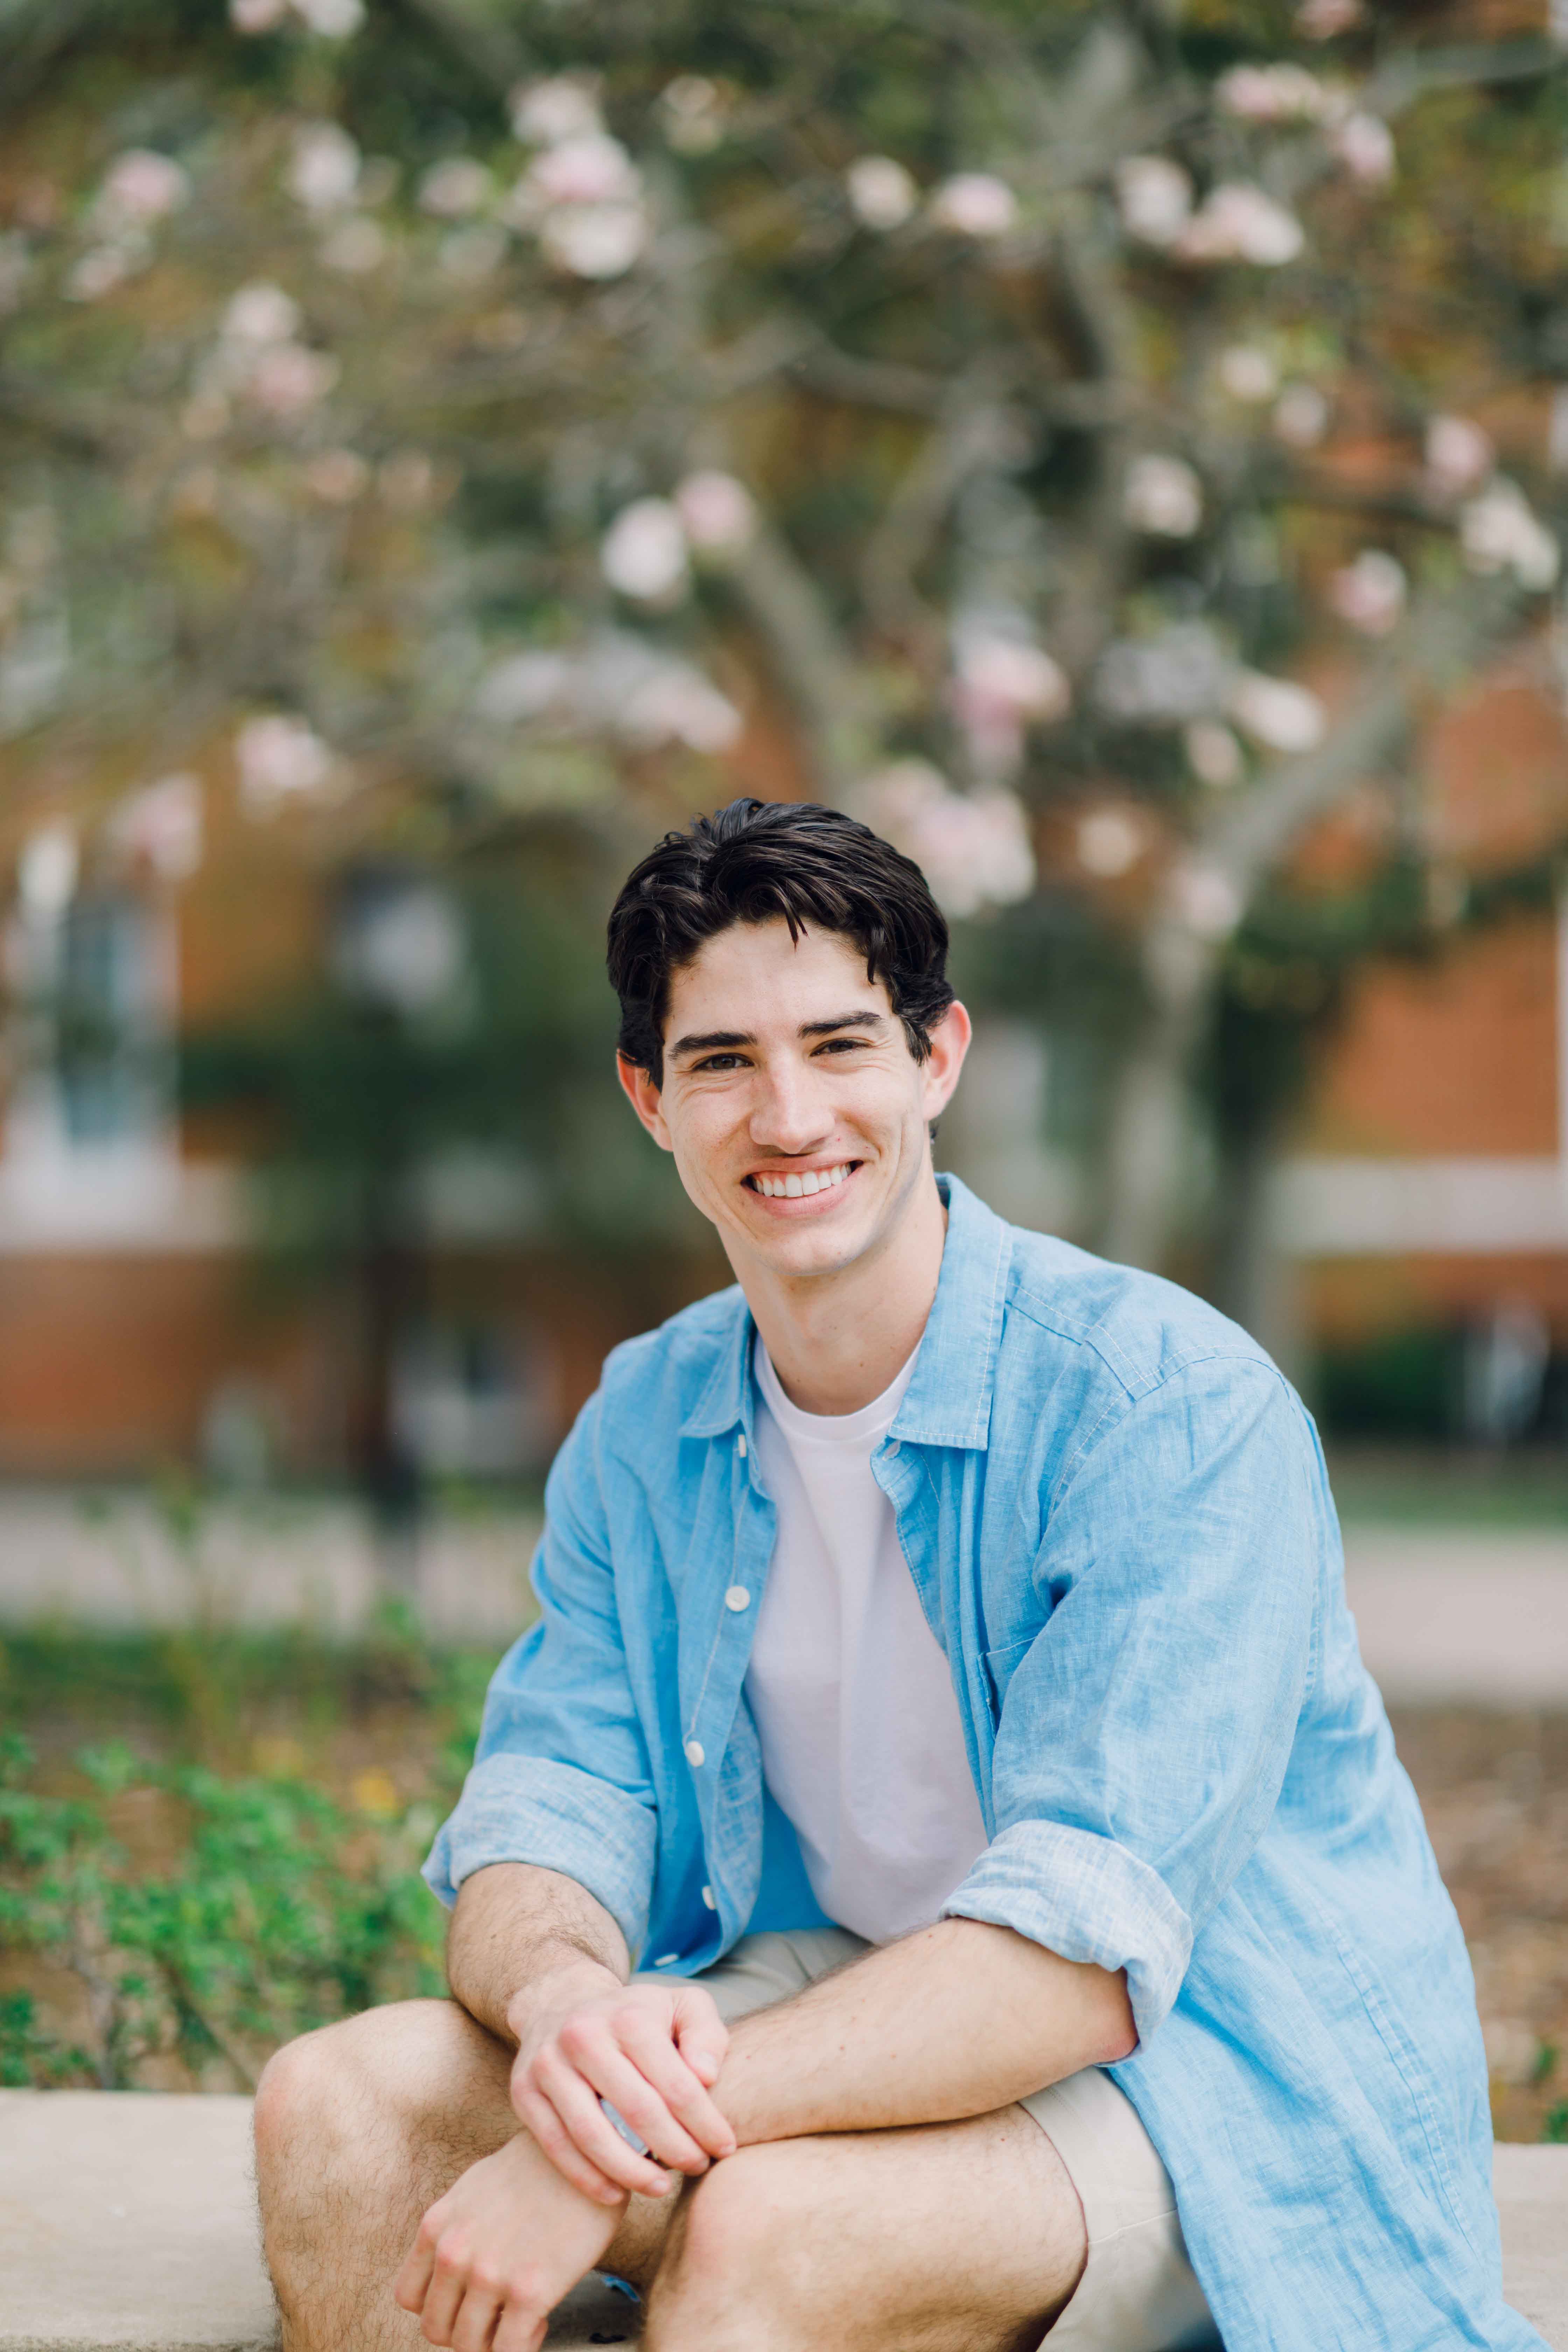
left=668, top=918, right=886, bottom=1016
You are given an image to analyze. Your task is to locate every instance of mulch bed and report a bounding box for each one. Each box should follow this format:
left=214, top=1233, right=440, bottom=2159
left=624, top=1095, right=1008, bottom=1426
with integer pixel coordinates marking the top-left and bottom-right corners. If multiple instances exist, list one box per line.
left=1389, top=1707, right=1568, bottom=2143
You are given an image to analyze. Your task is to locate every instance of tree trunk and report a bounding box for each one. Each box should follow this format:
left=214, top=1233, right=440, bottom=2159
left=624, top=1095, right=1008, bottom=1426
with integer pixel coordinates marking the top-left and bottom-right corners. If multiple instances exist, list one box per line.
left=1098, top=922, right=1216, bottom=1270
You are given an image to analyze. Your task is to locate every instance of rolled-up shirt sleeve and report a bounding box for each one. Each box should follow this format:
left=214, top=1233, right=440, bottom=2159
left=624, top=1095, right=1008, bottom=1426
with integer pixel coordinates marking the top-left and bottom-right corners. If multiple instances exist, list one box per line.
left=422, top=1390, right=658, bottom=1959
left=943, top=1354, right=1320, bottom=2049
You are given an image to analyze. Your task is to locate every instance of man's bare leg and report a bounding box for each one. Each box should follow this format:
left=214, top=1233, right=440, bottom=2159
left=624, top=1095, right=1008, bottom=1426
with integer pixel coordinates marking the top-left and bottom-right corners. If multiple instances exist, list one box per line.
left=256, top=1998, right=1087, bottom=2352
left=253, top=1999, right=677, bottom=2352
left=644, top=2104, right=1085, bottom=2352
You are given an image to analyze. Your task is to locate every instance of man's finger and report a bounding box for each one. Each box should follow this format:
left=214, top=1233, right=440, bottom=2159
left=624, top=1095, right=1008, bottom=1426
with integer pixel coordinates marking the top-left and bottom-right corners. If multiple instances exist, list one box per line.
left=492, top=2301, right=547, bottom=2352
left=672, top=1988, right=730, bottom=2090
left=513, top=2084, right=626, bottom=2207
left=449, top=2280, right=504, bottom=2352
left=392, top=2233, right=436, bottom=2317
left=418, top=2235, right=471, bottom=2346
left=533, top=2052, right=677, bottom=2197
left=576, top=2039, right=714, bottom=2174
left=618, top=2016, right=736, bottom=2160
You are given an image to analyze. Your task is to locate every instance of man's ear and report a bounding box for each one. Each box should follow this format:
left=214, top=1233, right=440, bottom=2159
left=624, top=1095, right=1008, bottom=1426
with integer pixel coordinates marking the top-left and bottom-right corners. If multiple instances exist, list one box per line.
left=617, top=1051, right=674, bottom=1152
left=919, top=1000, right=972, bottom=1126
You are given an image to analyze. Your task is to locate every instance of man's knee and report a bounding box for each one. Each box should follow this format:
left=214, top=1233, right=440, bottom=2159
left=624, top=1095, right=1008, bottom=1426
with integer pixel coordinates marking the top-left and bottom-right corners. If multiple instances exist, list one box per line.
left=254, top=1998, right=474, bottom=2203
left=647, top=2143, right=818, bottom=2346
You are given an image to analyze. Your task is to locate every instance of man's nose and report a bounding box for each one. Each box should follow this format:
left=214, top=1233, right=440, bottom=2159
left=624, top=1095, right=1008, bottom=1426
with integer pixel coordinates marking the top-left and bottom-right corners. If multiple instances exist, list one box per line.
left=749, top=1059, right=833, bottom=1153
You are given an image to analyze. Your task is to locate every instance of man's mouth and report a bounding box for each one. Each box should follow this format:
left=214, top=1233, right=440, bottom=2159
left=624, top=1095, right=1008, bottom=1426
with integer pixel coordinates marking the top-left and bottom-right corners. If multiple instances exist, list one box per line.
left=743, top=1160, right=860, bottom=1200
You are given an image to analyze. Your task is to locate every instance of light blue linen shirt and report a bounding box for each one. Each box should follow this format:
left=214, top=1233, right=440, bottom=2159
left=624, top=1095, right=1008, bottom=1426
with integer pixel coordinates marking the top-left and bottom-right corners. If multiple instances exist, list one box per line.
left=426, top=1175, right=1542, bottom=2352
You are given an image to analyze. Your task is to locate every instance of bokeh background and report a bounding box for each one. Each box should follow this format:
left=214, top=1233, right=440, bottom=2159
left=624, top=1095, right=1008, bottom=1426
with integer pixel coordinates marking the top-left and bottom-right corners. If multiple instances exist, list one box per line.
left=3, top=0, right=1568, bottom=2137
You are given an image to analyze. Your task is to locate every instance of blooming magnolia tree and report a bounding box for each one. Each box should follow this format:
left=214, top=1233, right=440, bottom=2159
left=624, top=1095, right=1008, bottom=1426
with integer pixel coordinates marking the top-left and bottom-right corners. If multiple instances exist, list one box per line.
left=1, top=0, right=1565, bottom=1314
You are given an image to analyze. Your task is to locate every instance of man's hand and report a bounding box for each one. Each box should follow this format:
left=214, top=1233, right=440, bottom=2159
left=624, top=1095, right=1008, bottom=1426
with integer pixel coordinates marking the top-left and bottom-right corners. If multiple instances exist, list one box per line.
left=509, top=1967, right=736, bottom=2203
left=393, top=2128, right=621, bottom=2352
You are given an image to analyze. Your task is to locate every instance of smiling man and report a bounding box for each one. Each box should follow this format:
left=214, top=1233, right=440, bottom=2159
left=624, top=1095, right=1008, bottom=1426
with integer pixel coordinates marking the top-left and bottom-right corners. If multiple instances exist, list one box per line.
left=254, top=799, right=1542, bottom=2352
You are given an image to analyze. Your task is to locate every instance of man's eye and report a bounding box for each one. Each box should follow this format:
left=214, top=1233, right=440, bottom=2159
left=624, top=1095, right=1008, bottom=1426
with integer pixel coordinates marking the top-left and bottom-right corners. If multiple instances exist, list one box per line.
left=693, top=1054, right=747, bottom=1072
left=817, top=1037, right=866, bottom=1054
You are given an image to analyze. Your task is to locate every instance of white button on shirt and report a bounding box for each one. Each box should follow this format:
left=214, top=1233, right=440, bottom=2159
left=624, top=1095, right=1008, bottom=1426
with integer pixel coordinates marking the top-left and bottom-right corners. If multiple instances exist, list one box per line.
left=725, top=1586, right=751, bottom=1612
left=684, top=1739, right=705, bottom=1768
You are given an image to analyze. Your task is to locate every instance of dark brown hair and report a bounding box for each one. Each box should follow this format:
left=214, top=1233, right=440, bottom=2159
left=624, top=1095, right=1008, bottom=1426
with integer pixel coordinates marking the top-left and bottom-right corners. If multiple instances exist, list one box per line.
left=607, top=798, right=954, bottom=1085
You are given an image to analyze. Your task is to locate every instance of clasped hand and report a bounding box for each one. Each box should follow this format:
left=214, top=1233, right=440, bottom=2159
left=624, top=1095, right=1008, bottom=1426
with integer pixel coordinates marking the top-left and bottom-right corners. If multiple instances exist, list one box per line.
left=510, top=1968, right=737, bottom=2202
left=394, top=1972, right=736, bottom=2348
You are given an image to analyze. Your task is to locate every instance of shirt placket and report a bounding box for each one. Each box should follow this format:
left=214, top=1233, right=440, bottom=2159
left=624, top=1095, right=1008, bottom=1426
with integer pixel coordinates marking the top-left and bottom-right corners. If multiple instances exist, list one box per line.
left=679, top=1422, right=776, bottom=1946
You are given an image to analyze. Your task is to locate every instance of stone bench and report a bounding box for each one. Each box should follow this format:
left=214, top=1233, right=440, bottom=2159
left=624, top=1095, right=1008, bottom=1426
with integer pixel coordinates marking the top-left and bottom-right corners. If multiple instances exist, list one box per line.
left=2, top=2089, right=1564, bottom=2349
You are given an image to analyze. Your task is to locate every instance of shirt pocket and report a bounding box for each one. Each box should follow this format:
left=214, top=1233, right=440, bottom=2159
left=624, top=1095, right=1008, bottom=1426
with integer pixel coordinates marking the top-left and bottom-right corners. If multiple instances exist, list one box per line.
left=982, top=1633, right=1037, bottom=1726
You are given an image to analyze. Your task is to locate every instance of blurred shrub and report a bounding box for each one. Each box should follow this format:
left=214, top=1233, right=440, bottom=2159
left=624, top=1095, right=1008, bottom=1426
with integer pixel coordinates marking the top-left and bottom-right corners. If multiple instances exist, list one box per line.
left=1313, top=1329, right=1461, bottom=1442
left=0, top=1625, right=493, bottom=2089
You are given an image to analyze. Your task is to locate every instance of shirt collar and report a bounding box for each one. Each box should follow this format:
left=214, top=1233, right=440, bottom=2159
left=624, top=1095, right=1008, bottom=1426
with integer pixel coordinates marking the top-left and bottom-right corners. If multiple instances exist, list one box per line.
left=679, top=1173, right=1012, bottom=1452
left=891, top=1173, right=1010, bottom=1452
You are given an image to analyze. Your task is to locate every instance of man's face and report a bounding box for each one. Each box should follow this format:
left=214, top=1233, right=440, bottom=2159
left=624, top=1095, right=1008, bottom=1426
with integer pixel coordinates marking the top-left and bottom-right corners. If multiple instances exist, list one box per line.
left=618, top=917, right=968, bottom=1285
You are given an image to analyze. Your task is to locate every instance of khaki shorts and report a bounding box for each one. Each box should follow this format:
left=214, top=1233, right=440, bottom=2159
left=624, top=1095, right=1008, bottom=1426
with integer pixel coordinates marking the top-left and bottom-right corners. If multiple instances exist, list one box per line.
left=654, top=1927, right=1219, bottom=2352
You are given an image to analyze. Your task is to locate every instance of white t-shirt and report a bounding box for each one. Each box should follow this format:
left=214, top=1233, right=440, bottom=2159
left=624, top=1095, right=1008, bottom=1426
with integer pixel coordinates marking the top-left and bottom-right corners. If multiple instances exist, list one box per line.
left=744, top=1340, right=989, bottom=1944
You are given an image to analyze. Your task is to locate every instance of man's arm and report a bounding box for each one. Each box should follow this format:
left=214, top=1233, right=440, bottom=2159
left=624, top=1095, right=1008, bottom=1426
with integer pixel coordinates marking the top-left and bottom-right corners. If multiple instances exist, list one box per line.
left=447, top=1857, right=629, bottom=2044
left=446, top=1860, right=736, bottom=2204
left=714, top=1916, right=1135, bottom=2147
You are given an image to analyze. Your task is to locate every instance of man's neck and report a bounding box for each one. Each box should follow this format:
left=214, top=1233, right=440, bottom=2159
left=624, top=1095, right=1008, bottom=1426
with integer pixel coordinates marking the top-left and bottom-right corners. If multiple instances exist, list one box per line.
left=738, top=1173, right=948, bottom=1416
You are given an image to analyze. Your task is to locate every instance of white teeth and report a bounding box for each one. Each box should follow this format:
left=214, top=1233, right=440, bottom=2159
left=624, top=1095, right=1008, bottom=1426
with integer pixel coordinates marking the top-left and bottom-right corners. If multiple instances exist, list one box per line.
left=751, top=1163, right=854, bottom=1198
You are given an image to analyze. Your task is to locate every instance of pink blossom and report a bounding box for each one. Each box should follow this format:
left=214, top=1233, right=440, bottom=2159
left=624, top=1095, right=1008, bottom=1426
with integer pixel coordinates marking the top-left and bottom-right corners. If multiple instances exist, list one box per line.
left=621, top=666, right=742, bottom=754
left=1177, top=182, right=1304, bottom=266
left=246, top=343, right=339, bottom=417
left=235, top=715, right=334, bottom=814
left=673, top=471, right=757, bottom=555
left=927, top=174, right=1017, bottom=238
left=509, top=78, right=603, bottom=147
left=1425, top=414, right=1493, bottom=497
left=1076, top=807, right=1143, bottom=878
left=859, top=763, right=1035, bottom=917
left=1329, top=550, right=1406, bottom=635
left=1460, top=481, right=1559, bottom=590
left=294, top=0, right=363, bottom=33
left=1169, top=859, right=1243, bottom=940
left=1219, top=346, right=1279, bottom=403
left=109, top=775, right=203, bottom=881
left=289, top=123, right=359, bottom=213
left=1184, top=722, right=1245, bottom=788
left=1295, top=0, right=1362, bottom=35
left=223, top=284, right=300, bottom=344
left=528, top=134, right=640, bottom=209
left=540, top=203, right=648, bottom=280
left=601, top=499, right=690, bottom=602
left=1217, top=63, right=1329, bottom=123
left=1115, top=156, right=1193, bottom=249
left=1228, top=670, right=1326, bottom=753
left=98, top=149, right=190, bottom=226
left=1334, top=112, right=1394, bottom=185
left=1124, top=454, right=1202, bottom=537
left=847, top=156, right=918, bottom=231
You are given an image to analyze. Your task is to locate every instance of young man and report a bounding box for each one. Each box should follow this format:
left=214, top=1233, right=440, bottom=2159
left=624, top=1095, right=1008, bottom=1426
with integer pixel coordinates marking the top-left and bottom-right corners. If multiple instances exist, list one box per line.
left=255, top=799, right=1541, bottom=2352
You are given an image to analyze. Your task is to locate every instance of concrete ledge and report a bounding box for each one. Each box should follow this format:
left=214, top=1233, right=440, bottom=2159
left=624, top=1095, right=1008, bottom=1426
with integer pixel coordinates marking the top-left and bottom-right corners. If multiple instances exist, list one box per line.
left=1, top=2091, right=1563, bottom=2349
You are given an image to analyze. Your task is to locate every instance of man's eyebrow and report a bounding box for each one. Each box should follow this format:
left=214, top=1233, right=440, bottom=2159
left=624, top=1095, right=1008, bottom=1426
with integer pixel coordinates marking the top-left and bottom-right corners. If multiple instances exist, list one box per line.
left=798, top=1010, right=886, bottom=1038
left=668, top=1028, right=756, bottom=1059
left=668, top=1010, right=885, bottom=1059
